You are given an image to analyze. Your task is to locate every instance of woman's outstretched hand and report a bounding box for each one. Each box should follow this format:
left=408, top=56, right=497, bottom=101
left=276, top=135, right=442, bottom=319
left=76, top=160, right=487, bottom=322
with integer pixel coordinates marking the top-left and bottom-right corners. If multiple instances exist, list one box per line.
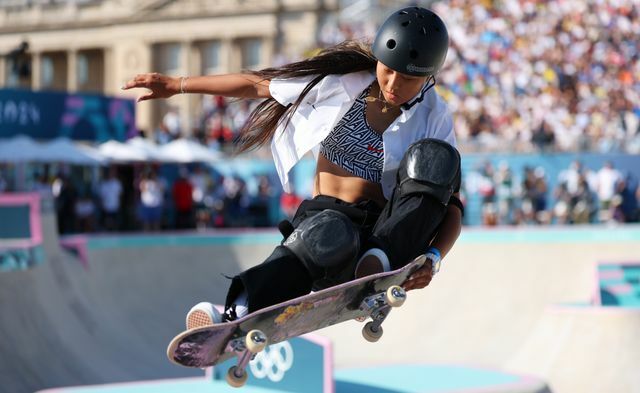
left=122, top=73, right=180, bottom=102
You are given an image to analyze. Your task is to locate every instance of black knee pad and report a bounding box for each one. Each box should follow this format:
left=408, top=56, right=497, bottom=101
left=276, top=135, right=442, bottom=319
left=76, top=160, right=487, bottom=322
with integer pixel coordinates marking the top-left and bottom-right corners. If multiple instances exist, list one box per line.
left=397, top=138, right=461, bottom=205
left=283, top=209, right=360, bottom=279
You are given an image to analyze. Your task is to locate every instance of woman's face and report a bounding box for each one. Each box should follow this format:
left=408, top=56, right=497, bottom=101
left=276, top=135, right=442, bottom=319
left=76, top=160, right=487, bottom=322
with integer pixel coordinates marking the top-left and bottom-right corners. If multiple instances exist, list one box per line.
left=376, top=61, right=428, bottom=106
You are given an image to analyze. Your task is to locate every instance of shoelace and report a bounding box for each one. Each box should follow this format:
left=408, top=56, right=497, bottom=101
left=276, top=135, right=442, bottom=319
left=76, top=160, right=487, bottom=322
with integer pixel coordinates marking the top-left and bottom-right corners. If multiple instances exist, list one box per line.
left=222, top=305, right=238, bottom=322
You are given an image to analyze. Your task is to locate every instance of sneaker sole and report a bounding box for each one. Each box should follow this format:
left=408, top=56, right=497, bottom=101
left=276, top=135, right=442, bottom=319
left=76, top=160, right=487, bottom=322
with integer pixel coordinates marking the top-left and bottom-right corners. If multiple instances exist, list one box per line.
left=187, top=310, right=215, bottom=330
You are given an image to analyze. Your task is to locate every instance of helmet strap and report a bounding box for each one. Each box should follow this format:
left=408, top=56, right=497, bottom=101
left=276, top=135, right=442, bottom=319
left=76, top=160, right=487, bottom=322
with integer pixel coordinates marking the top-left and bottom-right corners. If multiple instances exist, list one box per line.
left=401, top=75, right=436, bottom=111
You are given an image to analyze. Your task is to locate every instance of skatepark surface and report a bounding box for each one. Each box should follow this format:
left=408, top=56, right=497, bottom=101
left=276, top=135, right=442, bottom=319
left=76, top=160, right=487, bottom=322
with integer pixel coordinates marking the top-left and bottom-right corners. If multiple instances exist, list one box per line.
left=1, top=199, right=639, bottom=393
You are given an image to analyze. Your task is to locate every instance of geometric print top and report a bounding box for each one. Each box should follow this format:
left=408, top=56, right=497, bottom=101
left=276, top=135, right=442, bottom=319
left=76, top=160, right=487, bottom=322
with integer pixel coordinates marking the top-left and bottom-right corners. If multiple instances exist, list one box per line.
left=320, top=85, right=384, bottom=183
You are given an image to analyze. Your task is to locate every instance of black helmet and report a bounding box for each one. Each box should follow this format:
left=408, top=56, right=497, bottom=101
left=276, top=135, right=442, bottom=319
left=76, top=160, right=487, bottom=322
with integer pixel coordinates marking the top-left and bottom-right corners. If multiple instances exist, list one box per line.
left=372, top=7, right=449, bottom=77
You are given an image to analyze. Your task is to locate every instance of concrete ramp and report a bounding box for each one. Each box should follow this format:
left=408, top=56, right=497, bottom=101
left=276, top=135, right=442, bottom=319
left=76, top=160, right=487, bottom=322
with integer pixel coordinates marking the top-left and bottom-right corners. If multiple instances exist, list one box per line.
left=317, top=227, right=640, bottom=393
left=0, top=202, right=277, bottom=393
left=2, top=195, right=640, bottom=393
left=507, top=306, right=640, bottom=393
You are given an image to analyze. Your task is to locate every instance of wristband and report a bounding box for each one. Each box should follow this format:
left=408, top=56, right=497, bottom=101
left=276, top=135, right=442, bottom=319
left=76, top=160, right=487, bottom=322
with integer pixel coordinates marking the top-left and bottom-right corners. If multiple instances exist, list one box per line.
left=180, top=76, right=187, bottom=94
left=425, top=246, right=442, bottom=275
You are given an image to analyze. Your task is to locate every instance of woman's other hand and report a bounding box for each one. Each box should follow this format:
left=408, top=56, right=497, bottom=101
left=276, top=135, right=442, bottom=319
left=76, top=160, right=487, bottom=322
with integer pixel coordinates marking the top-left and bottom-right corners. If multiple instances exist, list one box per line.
left=122, top=73, right=180, bottom=102
left=402, top=264, right=434, bottom=291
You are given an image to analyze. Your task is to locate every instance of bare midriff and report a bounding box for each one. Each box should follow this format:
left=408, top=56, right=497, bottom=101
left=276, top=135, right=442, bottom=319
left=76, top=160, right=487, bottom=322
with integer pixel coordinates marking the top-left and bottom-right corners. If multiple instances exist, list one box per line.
left=313, top=154, right=387, bottom=208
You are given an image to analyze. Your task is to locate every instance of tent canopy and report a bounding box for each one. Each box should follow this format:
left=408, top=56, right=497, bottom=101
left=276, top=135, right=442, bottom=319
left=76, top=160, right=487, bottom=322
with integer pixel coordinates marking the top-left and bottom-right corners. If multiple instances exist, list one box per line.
left=0, top=135, right=223, bottom=165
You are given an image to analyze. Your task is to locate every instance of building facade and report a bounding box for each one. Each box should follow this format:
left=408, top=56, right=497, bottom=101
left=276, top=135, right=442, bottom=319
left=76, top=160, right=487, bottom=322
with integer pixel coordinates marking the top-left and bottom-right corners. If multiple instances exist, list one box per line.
left=0, top=0, right=339, bottom=137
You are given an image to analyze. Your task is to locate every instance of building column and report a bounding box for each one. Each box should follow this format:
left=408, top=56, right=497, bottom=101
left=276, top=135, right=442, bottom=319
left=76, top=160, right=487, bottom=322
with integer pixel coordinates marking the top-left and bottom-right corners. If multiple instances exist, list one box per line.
left=180, top=40, right=194, bottom=137
left=0, top=55, right=5, bottom=86
left=31, top=52, right=41, bottom=90
left=67, top=49, right=77, bottom=92
left=221, top=38, right=235, bottom=73
left=103, top=47, right=114, bottom=95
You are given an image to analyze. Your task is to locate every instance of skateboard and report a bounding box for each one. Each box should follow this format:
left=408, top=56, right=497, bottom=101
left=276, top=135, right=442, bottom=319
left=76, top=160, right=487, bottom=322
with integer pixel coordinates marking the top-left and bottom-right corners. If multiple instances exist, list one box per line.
left=167, top=255, right=426, bottom=387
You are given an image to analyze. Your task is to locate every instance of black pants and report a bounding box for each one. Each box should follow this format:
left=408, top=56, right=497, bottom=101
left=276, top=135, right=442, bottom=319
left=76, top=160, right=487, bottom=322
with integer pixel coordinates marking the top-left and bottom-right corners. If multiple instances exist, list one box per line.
left=225, top=191, right=448, bottom=312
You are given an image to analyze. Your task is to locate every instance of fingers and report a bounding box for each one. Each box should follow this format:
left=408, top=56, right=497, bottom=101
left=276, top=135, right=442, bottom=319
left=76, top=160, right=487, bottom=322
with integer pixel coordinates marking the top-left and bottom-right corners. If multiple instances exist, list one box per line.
left=121, top=74, right=143, bottom=90
left=121, top=73, right=171, bottom=102
left=121, top=73, right=159, bottom=91
left=402, top=267, right=433, bottom=291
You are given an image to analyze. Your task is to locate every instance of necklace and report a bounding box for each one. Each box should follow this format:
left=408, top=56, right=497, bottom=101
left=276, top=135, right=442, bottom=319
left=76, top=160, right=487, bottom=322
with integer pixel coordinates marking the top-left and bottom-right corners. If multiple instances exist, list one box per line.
left=365, top=84, right=395, bottom=113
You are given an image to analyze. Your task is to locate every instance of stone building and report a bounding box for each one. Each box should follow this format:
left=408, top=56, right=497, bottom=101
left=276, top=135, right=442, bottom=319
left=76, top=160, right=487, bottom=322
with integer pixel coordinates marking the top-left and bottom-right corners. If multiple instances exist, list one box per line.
left=0, top=0, right=339, bottom=137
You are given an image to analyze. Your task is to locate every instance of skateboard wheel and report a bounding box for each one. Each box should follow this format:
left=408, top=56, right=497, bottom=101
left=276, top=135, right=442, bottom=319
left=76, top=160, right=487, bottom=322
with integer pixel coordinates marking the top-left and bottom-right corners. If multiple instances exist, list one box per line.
left=386, top=285, right=406, bottom=307
left=362, top=321, right=383, bottom=342
left=245, top=329, right=268, bottom=353
left=226, top=365, right=248, bottom=387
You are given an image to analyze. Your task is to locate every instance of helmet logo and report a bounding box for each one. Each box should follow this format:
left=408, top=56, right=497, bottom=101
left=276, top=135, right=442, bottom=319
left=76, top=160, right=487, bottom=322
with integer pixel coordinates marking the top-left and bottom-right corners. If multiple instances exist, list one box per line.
left=406, top=64, right=434, bottom=74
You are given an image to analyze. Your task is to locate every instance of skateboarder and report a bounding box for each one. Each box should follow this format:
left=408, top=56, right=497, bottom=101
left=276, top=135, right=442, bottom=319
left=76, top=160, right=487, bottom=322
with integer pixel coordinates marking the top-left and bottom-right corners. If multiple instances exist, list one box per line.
left=124, top=7, right=463, bottom=328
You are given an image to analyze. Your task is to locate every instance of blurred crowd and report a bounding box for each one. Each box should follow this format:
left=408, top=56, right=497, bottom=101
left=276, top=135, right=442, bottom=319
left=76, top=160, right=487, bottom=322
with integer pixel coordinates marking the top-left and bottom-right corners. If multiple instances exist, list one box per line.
left=153, top=97, right=263, bottom=156
left=431, top=0, right=639, bottom=154
left=3, top=156, right=636, bottom=235
left=153, top=0, right=639, bottom=155
left=3, top=0, right=640, bottom=234
left=468, top=160, right=639, bottom=226
left=30, top=165, right=297, bottom=234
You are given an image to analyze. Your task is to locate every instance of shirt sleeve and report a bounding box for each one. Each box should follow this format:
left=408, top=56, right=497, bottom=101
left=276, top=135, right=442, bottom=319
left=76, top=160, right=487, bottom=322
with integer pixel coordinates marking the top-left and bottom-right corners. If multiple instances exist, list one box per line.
left=429, top=108, right=456, bottom=147
left=423, top=89, right=457, bottom=147
left=269, top=75, right=318, bottom=106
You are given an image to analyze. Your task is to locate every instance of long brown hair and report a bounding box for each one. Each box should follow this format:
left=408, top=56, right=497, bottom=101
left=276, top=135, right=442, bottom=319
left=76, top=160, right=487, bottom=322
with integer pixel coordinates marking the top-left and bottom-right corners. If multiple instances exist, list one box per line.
left=236, top=40, right=377, bottom=153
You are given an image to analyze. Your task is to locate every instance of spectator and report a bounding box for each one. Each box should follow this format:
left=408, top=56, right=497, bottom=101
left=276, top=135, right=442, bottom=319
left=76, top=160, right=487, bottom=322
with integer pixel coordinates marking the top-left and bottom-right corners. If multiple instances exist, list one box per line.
left=570, top=175, right=597, bottom=224
left=189, top=165, right=210, bottom=206
left=249, top=175, right=274, bottom=227
left=172, top=168, right=194, bottom=229
left=613, top=174, right=640, bottom=223
left=189, top=165, right=211, bottom=227
left=280, top=191, right=301, bottom=221
left=202, top=176, right=226, bottom=229
left=75, top=186, right=96, bottom=233
left=223, top=176, right=250, bottom=227
left=154, top=122, right=173, bottom=145
left=162, top=107, right=181, bottom=140
left=138, top=169, right=164, bottom=231
left=558, top=160, right=585, bottom=196
left=228, top=100, right=254, bottom=134
left=521, top=167, right=550, bottom=224
left=494, top=161, right=517, bottom=224
left=98, top=168, right=123, bottom=231
left=595, top=161, right=623, bottom=220
left=553, top=182, right=572, bottom=225
left=52, top=173, right=77, bottom=234
left=531, top=120, right=556, bottom=152
left=207, top=111, right=234, bottom=149
left=477, top=161, right=497, bottom=225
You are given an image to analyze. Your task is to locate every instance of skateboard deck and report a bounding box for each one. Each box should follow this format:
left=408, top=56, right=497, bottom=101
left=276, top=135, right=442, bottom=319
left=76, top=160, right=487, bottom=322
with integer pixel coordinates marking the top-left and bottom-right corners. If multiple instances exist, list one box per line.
left=167, top=255, right=425, bottom=385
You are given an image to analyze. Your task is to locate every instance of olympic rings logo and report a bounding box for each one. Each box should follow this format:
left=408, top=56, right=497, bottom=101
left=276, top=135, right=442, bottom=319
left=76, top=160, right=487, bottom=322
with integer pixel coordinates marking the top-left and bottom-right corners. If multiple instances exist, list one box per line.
left=250, top=341, right=294, bottom=382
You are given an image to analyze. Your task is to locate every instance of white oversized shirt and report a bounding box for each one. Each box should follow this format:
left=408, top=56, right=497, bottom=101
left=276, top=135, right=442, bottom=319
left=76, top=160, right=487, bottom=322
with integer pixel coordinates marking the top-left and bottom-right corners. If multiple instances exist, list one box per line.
left=269, top=70, right=456, bottom=199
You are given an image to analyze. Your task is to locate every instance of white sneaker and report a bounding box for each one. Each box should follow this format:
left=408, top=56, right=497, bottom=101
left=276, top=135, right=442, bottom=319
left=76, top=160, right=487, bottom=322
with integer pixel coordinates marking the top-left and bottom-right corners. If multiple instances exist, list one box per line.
left=355, top=248, right=391, bottom=278
left=186, top=302, right=222, bottom=330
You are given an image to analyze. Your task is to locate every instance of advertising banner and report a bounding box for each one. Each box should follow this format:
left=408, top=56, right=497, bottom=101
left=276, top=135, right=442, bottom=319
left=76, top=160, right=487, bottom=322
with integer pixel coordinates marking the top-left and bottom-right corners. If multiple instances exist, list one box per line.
left=0, top=89, right=136, bottom=142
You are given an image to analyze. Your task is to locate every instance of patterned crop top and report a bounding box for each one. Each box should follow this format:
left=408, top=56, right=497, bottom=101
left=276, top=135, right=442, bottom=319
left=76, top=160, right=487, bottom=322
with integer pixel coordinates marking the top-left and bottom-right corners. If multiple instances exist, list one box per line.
left=320, top=85, right=384, bottom=183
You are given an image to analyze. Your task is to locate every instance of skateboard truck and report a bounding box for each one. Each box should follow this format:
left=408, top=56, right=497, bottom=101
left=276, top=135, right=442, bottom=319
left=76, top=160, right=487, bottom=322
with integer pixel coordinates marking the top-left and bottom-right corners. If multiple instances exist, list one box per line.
left=359, top=285, right=406, bottom=342
left=224, top=329, right=268, bottom=387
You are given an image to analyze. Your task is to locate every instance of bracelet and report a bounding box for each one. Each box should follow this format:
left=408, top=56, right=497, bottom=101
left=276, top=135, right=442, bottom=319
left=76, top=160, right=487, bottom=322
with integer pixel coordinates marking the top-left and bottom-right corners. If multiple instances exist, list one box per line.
left=427, top=246, right=441, bottom=260
left=180, top=76, right=187, bottom=94
left=426, top=246, right=442, bottom=275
